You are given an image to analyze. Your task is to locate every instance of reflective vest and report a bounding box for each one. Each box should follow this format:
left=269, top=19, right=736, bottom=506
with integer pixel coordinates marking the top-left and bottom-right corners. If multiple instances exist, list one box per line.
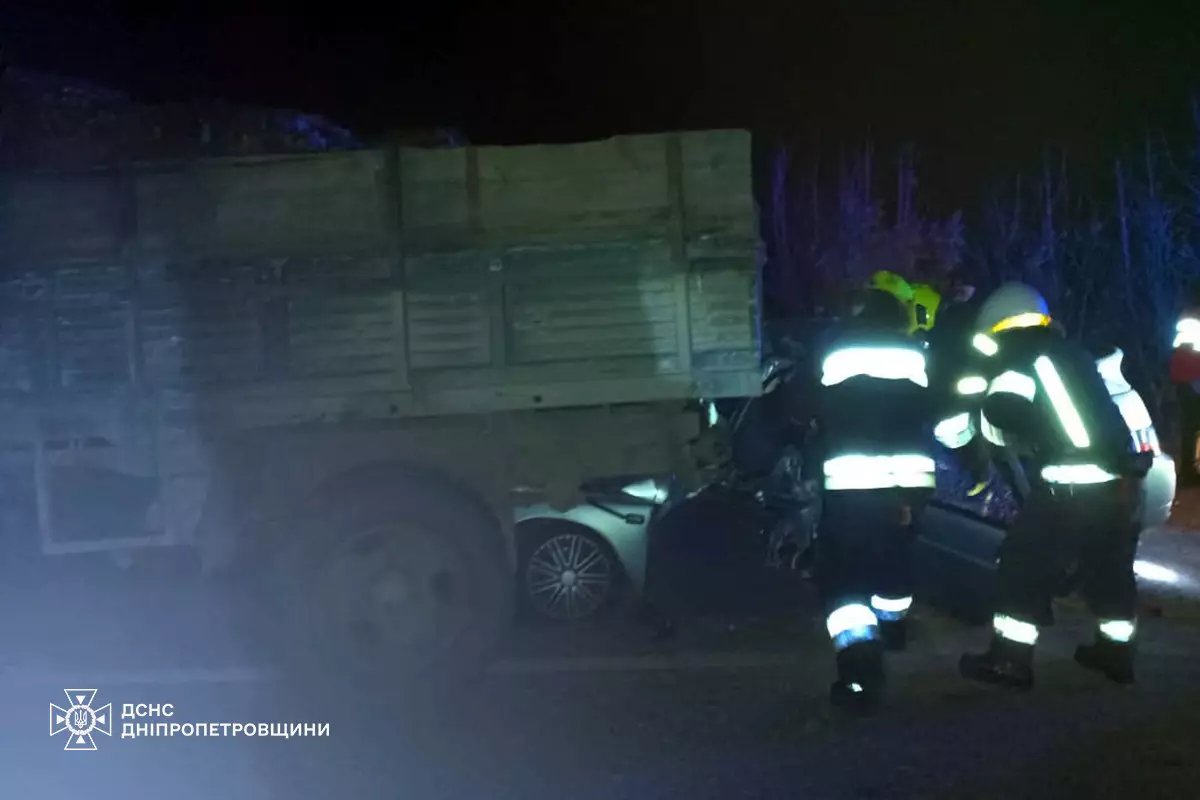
left=936, top=328, right=1135, bottom=485
left=818, top=332, right=935, bottom=491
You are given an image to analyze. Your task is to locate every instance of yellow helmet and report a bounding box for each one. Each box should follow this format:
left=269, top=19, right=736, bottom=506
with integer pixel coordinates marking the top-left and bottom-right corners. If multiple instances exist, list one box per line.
left=868, top=270, right=915, bottom=305
left=910, top=282, right=942, bottom=332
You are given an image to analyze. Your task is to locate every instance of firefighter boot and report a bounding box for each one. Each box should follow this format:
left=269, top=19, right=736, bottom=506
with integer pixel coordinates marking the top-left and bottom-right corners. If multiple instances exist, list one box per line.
left=959, top=636, right=1034, bottom=689
left=879, top=619, right=907, bottom=652
left=1074, top=638, right=1135, bottom=685
left=829, top=640, right=885, bottom=715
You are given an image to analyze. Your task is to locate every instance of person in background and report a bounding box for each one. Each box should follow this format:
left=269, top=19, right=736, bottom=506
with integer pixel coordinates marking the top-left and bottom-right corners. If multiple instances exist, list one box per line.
left=1169, top=283, right=1200, bottom=487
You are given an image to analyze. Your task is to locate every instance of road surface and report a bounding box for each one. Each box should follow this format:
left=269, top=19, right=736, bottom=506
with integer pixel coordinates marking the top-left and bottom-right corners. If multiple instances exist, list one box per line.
left=3, top=521, right=1200, bottom=799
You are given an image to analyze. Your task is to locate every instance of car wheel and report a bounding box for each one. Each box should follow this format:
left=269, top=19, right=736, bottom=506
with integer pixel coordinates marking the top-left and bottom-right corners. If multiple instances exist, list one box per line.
left=518, top=523, right=619, bottom=622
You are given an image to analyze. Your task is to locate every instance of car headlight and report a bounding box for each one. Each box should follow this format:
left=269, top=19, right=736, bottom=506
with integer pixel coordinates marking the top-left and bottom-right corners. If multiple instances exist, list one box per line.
left=621, top=479, right=669, bottom=504
left=705, top=401, right=720, bottom=428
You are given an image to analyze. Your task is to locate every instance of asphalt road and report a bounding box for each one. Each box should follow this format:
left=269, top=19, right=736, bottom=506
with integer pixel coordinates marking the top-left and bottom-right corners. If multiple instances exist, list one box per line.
left=4, top=525, right=1200, bottom=799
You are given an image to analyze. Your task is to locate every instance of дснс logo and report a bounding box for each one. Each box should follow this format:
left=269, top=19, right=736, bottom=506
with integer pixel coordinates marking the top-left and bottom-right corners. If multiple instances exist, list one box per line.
left=50, top=689, right=112, bottom=751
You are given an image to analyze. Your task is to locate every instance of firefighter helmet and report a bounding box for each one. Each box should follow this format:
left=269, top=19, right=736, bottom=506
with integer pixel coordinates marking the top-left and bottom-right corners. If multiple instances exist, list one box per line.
left=910, top=282, right=942, bottom=332
left=976, top=282, right=1051, bottom=333
left=868, top=270, right=915, bottom=304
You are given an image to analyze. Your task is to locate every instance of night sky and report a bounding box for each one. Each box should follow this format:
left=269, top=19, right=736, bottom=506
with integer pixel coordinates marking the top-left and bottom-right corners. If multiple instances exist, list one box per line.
left=4, top=2, right=1200, bottom=208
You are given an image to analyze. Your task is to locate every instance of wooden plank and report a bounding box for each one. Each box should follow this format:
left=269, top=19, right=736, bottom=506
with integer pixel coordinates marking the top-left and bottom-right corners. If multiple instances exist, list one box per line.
left=0, top=173, right=123, bottom=261
left=410, top=356, right=694, bottom=389
left=508, top=276, right=677, bottom=303
left=392, top=131, right=751, bottom=247
left=382, top=147, right=412, bottom=391
left=665, top=133, right=694, bottom=376
left=476, top=135, right=670, bottom=234
left=406, top=290, right=490, bottom=368
left=404, top=221, right=674, bottom=252
left=135, top=151, right=390, bottom=256
left=286, top=290, right=396, bottom=379
left=504, top=239, right=675, bottom=275
left=140, top=297, right=263, bottom=388
left=509, top=319, right=679, bottom=363
left=510, top=301, right=678, bottom=329
left=33, top=437, right=55, bottom=551
left=404, top=250, right=492, bottom=368
left=137, top=255, right=266, bottom=386
left=0, top=129, right=761, bottom=422
left=404, top=250, right=488, bottom=285
left=513, top=337, right=680, bottom=364
left=44, top=265, right=61, bottom=392
left=283, top=255, right=392, bottom=284
left=516, top=321, right=680, bottom=348
left=508, top=285, right=678, bottom=319
left=417, top=372, right=757, bottom=415
left=398, top=147, right=470, bottom=230
left=487, top=256, right=509, bottom=371
left=0, top=302, right=36, bottom=391
left=688, top=265, right=758, bottom=353
left=502, top=236, right=684, bottom=368
left=680, top=130, right=756, bottom=238
left=168, top=388, right=421, bottom=432
left=391, top=291, right=410, bottom=388
left=52, top=263, right=131, bottom=389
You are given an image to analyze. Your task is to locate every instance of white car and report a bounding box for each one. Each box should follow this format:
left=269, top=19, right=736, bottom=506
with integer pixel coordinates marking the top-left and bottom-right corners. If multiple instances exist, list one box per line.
left=1096, top=348, right=1175, bottom=528
left=512, top=475, right=677, bottom=622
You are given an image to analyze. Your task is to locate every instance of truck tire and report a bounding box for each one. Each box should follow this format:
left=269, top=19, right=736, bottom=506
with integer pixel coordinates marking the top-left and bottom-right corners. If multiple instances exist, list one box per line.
left=273, top=480, right=511, bottom=685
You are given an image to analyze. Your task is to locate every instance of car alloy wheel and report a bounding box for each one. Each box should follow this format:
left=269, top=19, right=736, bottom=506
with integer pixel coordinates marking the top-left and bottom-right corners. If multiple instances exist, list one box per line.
left=524, top=531, right=614, bottom=621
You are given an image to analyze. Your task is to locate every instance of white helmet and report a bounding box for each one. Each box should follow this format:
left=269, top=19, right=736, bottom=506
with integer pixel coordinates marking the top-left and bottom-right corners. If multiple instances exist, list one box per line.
left=976, top=282, right=1052, bottom=333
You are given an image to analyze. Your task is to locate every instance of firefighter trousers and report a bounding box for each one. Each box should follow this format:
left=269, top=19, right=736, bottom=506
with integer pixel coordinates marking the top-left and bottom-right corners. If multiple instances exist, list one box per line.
left=817, top=489, right=926, bottom=627
left=996, top=480, right=1141, bottom=627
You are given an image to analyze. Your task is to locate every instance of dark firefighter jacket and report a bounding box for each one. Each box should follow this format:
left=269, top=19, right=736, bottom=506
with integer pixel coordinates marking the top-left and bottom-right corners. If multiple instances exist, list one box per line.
left=789, top=323, right=935, bottom=494
left=943, top=326, right=1140, bottom=478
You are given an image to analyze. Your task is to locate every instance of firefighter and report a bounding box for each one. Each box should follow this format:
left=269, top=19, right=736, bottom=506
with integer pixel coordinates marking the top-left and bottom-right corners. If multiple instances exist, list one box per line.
left=811, top=277, right=934, bottom=713
left=1170, top=285, right=1200, bottom=486
left=935, top=283, right=1150, bottom=688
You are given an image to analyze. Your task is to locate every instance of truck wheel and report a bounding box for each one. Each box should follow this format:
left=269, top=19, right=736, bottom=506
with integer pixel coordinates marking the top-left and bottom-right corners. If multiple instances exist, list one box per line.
left=276, top=482, right=511, bottom=684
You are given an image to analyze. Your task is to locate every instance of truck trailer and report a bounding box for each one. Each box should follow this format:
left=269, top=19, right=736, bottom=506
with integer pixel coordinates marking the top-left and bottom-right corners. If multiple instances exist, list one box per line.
left=0, top=129, right=762, bottom=676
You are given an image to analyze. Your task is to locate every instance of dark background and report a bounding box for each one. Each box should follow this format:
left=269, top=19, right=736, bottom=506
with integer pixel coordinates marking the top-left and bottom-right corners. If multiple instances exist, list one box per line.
left=4, top=2, right=1200, bottom=210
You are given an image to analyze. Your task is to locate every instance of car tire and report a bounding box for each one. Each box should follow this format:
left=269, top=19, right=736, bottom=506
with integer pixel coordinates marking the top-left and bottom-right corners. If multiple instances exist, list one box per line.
left=517, top=521, right=622, bottom=623
left=272, top=480, right=511, bottom=686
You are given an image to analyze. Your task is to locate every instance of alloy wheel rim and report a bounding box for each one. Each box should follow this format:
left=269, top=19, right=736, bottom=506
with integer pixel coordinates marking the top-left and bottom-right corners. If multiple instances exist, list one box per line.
left=525, top=533, right=612, bottom=620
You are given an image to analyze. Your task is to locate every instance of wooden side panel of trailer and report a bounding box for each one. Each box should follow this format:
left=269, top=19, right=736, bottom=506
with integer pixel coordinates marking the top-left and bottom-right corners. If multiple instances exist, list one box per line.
left=0, top=130, right=759, bottom=420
